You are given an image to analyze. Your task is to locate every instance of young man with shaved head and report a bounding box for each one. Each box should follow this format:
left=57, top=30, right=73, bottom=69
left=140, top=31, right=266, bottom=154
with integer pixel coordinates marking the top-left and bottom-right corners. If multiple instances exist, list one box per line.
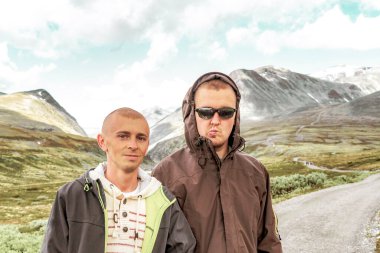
left=42, top=107, right=196, bottom=253
left=153, top=72, right=282, bottom=253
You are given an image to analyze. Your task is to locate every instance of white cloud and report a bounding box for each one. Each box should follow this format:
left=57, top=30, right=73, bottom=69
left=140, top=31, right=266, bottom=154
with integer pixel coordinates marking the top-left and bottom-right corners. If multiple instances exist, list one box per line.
left=226, top=4, right=380, bottom=54
left=179, top=0, right=328, bottom=37
left=0, top=42, right=56, bottom=90
left=256, top=31, right=282, bottom=54
left=114, top=27, right=178, bottom=84
left=360, top=0, right=380, bottom=10
left=0, top=0, right=173, bottom=59
left=0, top=43, right=11, bottom=63
left=208, top=42, right=227, bottom=60
left=226, top=27, right=253, bottom=46
left=75, top=27, right=182, bottom=127
left=285, top=6, right=380, bottom=50
left=0, top=0, right=338, bottom=60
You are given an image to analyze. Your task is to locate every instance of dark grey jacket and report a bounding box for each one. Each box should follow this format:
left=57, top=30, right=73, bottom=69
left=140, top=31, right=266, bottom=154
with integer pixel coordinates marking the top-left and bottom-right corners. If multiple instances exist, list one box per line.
left=41, top=169, right=196, bottom=253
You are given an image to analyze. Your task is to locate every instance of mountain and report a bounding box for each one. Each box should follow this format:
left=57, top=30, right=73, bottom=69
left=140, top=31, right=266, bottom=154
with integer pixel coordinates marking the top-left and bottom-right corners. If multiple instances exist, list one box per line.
left=0, top=89, right=105, bottom=224
left=147, top=66, right=365, bottom=164
left=149, top=108, right=183, bottom=149
left=321, top=90, right=380, bottom=119
left=311, top=65, right=380, bottom=95
left=0, top=89, right=86, bottom=136
left=231, top=66, right=363, bottom=119
left=142, top=106, right=175, bottom=127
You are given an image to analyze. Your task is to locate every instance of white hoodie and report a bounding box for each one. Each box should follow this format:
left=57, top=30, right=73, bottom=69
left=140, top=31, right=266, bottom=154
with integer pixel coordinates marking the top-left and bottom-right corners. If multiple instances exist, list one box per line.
left=90, top=162, right=161, bottom=253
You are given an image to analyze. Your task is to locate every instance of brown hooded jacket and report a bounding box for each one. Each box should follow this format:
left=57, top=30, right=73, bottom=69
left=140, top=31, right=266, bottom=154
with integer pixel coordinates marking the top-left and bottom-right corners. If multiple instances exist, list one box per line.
left=153, top=72, right=282, bottom=253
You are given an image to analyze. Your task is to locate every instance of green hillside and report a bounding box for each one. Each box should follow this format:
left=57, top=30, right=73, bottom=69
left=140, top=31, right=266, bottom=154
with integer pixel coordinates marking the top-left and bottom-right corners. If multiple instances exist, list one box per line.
left=0, top=123, right=105, bottom=224
left=243, top=117, right=380, bottom=176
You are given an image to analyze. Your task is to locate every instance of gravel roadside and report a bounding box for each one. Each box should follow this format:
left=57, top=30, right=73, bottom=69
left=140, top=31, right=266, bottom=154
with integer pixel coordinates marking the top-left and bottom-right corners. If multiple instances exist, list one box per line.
left=274, top=173, right=380, bottom=253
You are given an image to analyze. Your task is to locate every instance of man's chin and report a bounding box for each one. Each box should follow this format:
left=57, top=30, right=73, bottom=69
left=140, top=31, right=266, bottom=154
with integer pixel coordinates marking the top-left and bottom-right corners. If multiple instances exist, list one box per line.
left=121, top=165, right=139, bottom=174
left=210, top=139, right=226, bottom=148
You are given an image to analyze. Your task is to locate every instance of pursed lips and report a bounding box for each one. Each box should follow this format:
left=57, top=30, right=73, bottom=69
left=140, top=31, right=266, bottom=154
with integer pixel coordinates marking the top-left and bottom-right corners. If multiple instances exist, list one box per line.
left=208, top=128, right=219, bottom=137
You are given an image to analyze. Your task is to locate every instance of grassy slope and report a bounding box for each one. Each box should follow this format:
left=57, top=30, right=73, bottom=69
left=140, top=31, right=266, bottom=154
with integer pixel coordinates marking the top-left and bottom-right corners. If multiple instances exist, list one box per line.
left=0, top=124, right=105, bottom=224
left=241, top=115, right=380, bottom=204
left=243, top=119, right=380, bottom=174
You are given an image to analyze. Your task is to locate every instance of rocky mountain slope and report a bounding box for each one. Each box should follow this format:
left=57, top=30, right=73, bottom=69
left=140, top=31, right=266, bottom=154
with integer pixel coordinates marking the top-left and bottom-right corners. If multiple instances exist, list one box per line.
left=311, top=65, right=380, bottom=95
left=0, top=89, right=86, bottom=136
left=324, top=90, right=380, bottom=119
left=142, top=106, right=175, bottom=127
left=231, top=66, right=363, bottom=119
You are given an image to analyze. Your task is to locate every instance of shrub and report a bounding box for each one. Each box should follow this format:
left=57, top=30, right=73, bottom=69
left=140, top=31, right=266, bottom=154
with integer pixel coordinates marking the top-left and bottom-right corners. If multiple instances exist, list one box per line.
left=271, top=172, right=327, bottom=198
left=0, top=220, right=46, bottom=253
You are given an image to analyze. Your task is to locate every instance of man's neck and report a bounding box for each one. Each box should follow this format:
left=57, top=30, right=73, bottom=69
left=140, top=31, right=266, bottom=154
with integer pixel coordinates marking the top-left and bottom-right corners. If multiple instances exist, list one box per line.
left=104, top=165, right=139, bottom=192
left=215, top=144, right=229, bottom=160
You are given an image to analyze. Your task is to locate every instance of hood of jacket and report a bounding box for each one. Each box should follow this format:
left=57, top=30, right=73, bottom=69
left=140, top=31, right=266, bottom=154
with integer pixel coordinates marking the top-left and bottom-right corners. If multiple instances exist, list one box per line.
left=89, top=162, right=161, bottom=199
left=182, top=72, right=245, bottom=160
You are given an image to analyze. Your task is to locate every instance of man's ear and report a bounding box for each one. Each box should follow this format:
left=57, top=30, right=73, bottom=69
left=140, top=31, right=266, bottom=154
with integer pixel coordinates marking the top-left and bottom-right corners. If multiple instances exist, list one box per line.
left=144, top=140, right=150, bottom=156
left=97, top=134, right=107, bottom=152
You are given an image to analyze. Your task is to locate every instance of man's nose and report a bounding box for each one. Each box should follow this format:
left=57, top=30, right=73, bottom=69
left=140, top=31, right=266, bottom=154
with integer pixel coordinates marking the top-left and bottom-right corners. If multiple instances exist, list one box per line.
left=127, top=138, right=138, bottom=149
left=210, top=112, right=221, bottom=125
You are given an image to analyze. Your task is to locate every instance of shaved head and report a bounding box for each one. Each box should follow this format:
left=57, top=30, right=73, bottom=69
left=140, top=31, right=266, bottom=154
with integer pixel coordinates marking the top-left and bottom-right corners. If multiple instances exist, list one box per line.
left=101, top=107, right=148, bottom=135
left=97, top=107, right=150, bottom=181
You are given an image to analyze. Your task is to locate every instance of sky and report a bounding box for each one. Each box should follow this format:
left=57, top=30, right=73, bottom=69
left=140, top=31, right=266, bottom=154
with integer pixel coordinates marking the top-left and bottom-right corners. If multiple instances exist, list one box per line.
left=1, top=0, right=380, bottom=136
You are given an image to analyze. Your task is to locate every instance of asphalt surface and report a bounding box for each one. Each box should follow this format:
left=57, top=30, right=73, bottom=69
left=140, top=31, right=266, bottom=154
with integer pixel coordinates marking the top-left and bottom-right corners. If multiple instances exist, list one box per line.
left=274, top=173, right=380, bottom=253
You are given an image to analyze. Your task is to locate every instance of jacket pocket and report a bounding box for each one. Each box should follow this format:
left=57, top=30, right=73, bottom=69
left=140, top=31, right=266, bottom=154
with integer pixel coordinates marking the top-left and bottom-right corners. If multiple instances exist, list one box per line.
left=67, top=220, right=105, bottom=253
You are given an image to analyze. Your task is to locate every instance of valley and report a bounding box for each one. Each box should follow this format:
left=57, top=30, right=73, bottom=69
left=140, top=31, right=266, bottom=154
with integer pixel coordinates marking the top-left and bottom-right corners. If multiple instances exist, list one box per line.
left=1, top=65, right=379, bottom=252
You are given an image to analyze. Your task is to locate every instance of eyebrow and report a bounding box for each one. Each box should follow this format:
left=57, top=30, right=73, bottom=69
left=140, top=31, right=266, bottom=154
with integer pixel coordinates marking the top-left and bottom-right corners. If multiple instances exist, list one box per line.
left=116, top=131, right=148, bottom=137
left=136, top=133, right=148, bottom=138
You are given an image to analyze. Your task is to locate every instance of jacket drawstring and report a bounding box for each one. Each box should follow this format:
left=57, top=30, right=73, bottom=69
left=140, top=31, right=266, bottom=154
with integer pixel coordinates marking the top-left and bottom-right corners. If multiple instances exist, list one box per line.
left=134, top=194, right=142, bottom=253
left=110, top=184, right=120, bottom=238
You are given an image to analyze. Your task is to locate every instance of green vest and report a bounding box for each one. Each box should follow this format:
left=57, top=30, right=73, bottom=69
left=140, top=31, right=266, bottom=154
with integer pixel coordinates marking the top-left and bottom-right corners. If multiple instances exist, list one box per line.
left=142, top=186, right=176, bottom=252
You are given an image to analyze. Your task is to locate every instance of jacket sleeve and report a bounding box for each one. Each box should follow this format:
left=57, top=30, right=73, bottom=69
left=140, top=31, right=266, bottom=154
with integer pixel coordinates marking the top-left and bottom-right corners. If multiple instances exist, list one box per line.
left=151, top=163, right=164, bottom=183
left=257, top=171, right=283, bottom=253
left=153, top=162, right=186, bottom=209
left=41, top=190, right=69, bottom=253
left=166, top=200, right=196, bottom=253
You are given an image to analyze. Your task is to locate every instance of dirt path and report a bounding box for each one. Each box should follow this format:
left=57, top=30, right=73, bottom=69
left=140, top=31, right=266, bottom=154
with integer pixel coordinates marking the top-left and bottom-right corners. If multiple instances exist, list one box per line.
left=274, top=173, right=380, bottom=253
left=293, top=157, right=361, bottom=173
left=295, top=110, right=324, bottom=141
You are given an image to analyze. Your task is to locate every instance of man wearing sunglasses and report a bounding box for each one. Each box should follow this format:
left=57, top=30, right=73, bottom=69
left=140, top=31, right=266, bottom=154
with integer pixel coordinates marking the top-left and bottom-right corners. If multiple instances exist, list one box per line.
left=153, top=72, right=282, bottom=253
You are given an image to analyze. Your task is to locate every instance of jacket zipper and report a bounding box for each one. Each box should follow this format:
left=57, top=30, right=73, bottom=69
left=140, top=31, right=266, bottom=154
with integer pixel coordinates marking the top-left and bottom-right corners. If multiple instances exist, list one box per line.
left=95, top=182, right=108, bottom=253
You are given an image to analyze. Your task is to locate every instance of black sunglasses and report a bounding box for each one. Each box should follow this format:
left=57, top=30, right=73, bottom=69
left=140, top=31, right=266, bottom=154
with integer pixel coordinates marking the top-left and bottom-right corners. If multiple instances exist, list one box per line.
left=195, top=107, right=236, bottom=119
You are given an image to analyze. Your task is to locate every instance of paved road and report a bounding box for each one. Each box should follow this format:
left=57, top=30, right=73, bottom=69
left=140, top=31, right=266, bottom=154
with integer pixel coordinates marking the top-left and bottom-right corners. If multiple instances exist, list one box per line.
left=274, top=173, right=380, bottom=253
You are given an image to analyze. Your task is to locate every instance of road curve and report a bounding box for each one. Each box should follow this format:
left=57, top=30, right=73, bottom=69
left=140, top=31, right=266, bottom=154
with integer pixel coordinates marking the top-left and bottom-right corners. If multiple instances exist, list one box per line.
left=274, top=173, right=380, bottom=253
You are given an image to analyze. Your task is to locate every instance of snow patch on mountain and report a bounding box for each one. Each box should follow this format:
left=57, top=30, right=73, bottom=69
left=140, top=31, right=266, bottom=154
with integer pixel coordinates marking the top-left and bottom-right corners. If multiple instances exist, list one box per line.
left=311, top=65, right=380, bottom=95
left=231, top=66, right=363, bottom=118
left=142, top=106, right=174, bottom=127
left=148, top=108, right=183, bottom=150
